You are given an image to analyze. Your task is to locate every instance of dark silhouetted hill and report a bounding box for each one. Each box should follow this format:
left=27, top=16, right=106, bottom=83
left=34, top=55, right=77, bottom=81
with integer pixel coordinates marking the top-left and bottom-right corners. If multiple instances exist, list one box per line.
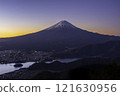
left=54, top=40, right=120, bottom=58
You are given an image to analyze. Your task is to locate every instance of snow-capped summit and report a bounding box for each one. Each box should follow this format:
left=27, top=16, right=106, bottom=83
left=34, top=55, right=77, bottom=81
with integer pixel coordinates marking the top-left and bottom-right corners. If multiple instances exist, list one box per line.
left=46, top=20, right=77, bottom=30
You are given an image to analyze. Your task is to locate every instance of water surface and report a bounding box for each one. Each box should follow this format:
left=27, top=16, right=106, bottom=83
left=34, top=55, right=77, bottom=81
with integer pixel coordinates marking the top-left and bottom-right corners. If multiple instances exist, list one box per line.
left=45, top=58, right=79, bottom=64
left=0, top=62, right=34, bottom=75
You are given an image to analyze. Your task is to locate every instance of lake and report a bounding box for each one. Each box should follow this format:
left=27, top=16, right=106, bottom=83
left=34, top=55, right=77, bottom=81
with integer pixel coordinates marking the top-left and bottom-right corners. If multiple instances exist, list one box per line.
left=0, top=62, right=34, bottom=75
left=0, top=58, right=80, bottom=75
left=45, top=58, right=79, bottom=64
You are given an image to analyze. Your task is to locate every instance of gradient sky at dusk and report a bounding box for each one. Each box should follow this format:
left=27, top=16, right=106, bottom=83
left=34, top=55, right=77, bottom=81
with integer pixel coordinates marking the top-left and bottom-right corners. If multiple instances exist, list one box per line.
left=0, top=0, right=120, bottom=37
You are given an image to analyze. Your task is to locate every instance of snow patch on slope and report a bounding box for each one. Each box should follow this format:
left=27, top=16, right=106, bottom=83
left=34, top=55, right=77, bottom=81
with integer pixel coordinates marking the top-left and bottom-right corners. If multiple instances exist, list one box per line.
left=46, top=20, right=77, bottom=30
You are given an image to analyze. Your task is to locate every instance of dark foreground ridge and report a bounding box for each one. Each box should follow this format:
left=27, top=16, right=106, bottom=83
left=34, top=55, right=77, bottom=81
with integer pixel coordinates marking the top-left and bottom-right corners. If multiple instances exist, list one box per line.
left=0, top=57, right=120, bottom=80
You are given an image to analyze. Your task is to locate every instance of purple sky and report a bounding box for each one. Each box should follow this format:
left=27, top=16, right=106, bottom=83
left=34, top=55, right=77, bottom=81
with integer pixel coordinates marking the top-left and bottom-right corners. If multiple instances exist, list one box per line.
left=0, top=0, right=120, bottom=37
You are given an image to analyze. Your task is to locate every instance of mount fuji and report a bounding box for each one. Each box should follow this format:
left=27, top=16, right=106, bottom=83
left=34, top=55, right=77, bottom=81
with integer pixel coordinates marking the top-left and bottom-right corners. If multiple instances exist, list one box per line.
left=0, top=20, right=120, bottom=51
left=46, top=20, right=77, bottom=30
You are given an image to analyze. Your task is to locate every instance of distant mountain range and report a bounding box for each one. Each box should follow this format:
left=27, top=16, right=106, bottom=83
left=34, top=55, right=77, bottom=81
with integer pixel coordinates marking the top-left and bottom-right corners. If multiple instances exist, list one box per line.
left=54, top=40, right=120, bottom=58
left=0, top=20, right=120, bottom=51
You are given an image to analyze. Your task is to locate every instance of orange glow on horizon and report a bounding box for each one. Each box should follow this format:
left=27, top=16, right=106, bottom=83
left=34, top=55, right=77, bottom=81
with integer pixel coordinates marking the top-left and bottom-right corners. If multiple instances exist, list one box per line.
left=0, top=28, right=45, bottom=38
left=0, top=32, right=35, bottom=38
left=0, top=25, right=119, bottom=38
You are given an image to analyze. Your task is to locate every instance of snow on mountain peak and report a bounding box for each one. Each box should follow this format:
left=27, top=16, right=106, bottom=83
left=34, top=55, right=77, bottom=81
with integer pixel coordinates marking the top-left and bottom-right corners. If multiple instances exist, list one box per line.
left=46, top=20, right=77, bottom=30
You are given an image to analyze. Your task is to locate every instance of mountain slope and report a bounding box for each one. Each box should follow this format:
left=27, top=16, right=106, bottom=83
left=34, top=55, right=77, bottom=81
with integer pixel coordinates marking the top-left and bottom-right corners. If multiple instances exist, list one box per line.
left=0, top=20, right=120, bottom=51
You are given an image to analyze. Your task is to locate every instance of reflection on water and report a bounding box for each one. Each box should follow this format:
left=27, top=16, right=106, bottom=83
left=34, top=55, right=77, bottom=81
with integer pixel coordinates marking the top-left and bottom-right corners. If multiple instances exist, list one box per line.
left=0, top=62, right=34, bottom=75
